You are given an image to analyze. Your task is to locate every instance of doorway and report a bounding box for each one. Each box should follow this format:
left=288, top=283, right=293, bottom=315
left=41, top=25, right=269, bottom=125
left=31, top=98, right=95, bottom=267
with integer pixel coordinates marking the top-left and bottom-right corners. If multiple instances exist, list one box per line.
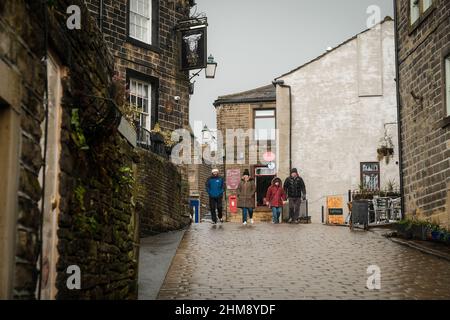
left=0, top=100, right=20, bottom=299
left=254, top=166, right=276, bottom=207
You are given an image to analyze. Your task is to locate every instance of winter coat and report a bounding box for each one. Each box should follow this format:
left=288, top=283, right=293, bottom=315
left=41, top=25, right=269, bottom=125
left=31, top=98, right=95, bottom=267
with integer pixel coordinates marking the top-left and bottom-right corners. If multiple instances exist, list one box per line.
left=283, top=176, right=306, bottom=199
left=237, top=178, right=256, bottom=208
left=206, top=175, right=225, bottom=198
left=266, top=178, right=287, bottom=207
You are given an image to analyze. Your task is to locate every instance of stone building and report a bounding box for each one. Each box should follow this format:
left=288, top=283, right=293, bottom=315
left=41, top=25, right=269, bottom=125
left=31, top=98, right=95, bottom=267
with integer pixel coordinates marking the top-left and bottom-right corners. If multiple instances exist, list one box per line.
left=214, top=18, right=400, bottom=223
left=395, top=0, right=450, bottom=229
left=214, top=85, right=277, bottom=222
left=0, top=0, right=193, bottom=300
left=81, top=0, right=195, bottom=234
left=85, top=0, right=193, bottom=133
left=275, top=17, right=399, bottom=223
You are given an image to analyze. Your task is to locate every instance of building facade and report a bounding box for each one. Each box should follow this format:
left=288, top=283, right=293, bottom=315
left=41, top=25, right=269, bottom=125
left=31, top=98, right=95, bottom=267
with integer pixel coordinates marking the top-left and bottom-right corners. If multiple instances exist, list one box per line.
left=395, top=0, right=450, bottom=229
left=214, top=85, right=277, bottom=222
left=275, top=18, right=400, bottom=223
left=85, top=0, right=193, bottom=134
left=0, top=0, right=194, bottom=300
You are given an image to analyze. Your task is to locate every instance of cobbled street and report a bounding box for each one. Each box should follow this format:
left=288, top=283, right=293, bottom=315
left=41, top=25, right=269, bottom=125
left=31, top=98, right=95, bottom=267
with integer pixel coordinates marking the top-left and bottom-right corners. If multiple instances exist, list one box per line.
left=158, top=223, right=450, bottom=300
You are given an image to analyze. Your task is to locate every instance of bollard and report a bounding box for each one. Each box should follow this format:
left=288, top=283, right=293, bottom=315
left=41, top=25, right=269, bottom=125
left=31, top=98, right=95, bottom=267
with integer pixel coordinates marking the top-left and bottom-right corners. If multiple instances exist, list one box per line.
left=321, top=206, right=324, bottom=224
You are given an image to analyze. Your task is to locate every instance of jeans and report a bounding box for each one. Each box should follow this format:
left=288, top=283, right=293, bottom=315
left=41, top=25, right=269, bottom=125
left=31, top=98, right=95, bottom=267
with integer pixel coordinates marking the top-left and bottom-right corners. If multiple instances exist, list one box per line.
left=272, top=207, right=282, bottom=223
left=242, top=208, right=253, bottom=223
left=209, top=196, right=223, bottom=223
left=289, top=197, right=302, bottom=220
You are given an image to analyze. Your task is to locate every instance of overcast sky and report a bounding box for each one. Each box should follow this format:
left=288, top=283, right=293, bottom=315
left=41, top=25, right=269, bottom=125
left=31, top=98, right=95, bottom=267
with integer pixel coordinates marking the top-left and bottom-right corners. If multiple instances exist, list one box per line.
left=189, top=0, right=394, bottom=137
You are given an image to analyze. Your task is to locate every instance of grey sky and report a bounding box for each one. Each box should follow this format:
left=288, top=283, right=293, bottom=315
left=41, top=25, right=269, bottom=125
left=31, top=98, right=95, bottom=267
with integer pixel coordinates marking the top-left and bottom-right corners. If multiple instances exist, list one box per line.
left=189, top=0, right=394, bottom=137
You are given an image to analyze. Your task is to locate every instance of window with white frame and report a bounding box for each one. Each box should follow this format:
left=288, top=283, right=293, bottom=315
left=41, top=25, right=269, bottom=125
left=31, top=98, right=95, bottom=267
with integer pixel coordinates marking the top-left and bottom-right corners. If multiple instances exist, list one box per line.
left=129, top=0, right=152, bottom=44
left=254, top=109, right=276, bottom=141
left=129, top=78, right=151, bottom=130
left=410, top=0, right=434, bottom=25
left=445, top=54, right=450, bottom=117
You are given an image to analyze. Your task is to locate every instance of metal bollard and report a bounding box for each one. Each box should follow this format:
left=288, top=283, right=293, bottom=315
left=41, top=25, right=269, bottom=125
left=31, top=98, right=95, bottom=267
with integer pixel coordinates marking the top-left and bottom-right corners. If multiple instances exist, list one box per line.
left=321, top=206, right=324, bottom=224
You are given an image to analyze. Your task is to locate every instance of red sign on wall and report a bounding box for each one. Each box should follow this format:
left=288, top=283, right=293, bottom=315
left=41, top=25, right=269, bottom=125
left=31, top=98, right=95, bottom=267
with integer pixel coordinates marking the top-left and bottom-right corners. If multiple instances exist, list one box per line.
left=226, top=169, right=241, bottom=190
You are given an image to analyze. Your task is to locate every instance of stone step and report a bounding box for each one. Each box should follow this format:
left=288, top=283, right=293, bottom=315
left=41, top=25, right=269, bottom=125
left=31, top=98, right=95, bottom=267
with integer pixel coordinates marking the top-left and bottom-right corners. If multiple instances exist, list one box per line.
left=228, top=211, right=273, bottom=223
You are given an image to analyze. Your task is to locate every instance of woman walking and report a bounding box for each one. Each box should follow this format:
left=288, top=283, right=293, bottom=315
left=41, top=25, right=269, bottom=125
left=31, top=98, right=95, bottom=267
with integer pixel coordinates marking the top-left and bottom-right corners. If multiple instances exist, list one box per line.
left=266, top=177, right=287, bottom=224
left=237, top=169, right=256, bottom=226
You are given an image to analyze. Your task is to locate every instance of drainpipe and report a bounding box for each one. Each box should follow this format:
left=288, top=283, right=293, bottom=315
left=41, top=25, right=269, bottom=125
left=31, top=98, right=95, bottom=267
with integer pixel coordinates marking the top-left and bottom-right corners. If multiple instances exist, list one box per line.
left=272, top=79, right=292, bottom=170
left=393, top=0, right=405, bottom=220
left=98, top=0, right=104, bottom=32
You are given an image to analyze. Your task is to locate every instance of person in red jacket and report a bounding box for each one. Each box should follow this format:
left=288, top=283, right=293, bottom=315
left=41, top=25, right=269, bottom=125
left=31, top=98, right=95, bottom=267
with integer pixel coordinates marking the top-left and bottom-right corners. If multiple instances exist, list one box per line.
left=265, top=177, right=287, bottom=224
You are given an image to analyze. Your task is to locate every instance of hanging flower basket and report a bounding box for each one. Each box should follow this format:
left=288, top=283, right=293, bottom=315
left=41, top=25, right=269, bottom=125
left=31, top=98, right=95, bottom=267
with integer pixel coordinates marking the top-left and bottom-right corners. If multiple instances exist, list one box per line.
left=377, top=146, right=394, bottom=157
left=377, top=146, right=394, bottom=164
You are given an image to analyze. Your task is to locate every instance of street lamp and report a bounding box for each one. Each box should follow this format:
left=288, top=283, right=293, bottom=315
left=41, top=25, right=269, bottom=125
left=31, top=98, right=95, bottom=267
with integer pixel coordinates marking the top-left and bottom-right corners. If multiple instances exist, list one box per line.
left=201, top=125, right=212, bottom=142
left=205, top=54, right=217, bottom=79
left=188, top=55, right=218, bottom=95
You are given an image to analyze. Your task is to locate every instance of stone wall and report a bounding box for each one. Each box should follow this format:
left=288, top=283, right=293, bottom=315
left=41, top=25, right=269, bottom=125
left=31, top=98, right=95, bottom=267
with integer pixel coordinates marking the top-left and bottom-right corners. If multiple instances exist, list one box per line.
left=84, top=0, right=192, bottom=131
left=0, top=0, right=45, bottom=299
left=136, top=149, right=190, bottom=235
left=396, top=0, right=450, bottom=229
left=0, top=0, right=140, bottom=299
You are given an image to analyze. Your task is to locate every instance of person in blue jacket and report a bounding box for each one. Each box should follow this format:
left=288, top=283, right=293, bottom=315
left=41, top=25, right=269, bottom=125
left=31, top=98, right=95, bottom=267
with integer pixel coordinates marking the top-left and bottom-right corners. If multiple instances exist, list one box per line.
left=206, top=168, right=225, bottom=224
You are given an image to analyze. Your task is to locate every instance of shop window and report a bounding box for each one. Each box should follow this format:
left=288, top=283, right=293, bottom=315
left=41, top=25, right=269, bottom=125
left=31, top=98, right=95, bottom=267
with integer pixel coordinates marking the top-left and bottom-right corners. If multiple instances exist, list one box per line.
left=360, top=162, right=380, bottom=191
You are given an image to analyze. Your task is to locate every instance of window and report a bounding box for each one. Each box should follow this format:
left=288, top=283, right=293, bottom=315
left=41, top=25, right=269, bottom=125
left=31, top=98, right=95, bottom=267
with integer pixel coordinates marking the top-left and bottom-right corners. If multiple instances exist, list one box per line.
left=360, top=162, right=380, bottom=191
left=129, top=0, right=152, bottom=44
left=129, top=78, right=151, bottom=130
left=254, top=109, right=276, bottom=141
left=410, top=0, right=434, bottom=26
left=445, top=55, right=450, bottom=117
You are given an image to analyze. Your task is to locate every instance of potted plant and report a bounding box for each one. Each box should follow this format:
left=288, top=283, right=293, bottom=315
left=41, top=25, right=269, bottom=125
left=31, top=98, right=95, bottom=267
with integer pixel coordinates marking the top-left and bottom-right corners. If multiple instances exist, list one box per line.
left=377, top=134, right=395, bottom=164
left=410, top=220, right=427, bottom=241
left=396, top=219, right=413, bottom=239
left=430, top=224, right=442, bottom=242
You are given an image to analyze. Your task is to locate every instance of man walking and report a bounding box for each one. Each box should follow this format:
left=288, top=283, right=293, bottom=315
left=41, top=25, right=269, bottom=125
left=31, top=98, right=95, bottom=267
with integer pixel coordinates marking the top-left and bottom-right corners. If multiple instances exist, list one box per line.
left=283, top=168, right=306, bottom=223
left=206, top=168, right=225, bottom=224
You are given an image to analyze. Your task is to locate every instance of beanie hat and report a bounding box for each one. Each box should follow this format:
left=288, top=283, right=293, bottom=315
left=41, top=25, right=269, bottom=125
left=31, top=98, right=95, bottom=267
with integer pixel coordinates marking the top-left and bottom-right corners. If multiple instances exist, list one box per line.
left=243, top=169, right=250, bottom=176
left=290, top=168, right=298, bottom=174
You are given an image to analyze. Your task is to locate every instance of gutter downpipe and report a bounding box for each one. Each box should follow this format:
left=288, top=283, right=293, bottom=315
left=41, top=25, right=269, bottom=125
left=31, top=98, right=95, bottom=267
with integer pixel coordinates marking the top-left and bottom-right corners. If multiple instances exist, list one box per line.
left=272, top=80, right=292, bottom=170
left=393, top=0, right=405, bottom=219
left=99, top=0, right=104, bottom=32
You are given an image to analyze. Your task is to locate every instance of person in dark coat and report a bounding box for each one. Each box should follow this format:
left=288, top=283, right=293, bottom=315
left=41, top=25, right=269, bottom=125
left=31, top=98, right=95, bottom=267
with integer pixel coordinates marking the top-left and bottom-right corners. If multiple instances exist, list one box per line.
left=283, top=168, right=306, bottom=223
left=206, top=168, right=225, bottom=224
left=266, top=177, right=287, bottom=224
left=237, top=169, right=256, bottom=225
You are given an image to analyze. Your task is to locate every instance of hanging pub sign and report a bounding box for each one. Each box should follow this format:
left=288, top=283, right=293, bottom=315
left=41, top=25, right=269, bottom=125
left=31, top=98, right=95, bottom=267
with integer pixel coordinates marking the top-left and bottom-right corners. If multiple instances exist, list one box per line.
left=180, top=27, right=207, bottom=71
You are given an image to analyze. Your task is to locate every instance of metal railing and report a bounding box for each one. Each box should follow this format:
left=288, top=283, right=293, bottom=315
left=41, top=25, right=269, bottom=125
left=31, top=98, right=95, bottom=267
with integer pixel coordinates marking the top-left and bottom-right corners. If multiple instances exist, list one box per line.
left=136, top=125, right=169, bottom=158
left=136, top=126, right=152, bottom=150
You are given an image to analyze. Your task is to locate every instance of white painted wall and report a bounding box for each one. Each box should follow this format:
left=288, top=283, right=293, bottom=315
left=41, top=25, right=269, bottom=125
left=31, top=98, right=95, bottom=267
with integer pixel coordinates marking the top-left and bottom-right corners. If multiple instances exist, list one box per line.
left=278, top=21, right=399, bottom=222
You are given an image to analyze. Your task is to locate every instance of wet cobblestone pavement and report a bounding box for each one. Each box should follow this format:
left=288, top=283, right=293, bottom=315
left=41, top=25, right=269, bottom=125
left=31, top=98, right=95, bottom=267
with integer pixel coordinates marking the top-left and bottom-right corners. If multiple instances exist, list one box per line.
left=157, top=223, right=450, bottom=300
